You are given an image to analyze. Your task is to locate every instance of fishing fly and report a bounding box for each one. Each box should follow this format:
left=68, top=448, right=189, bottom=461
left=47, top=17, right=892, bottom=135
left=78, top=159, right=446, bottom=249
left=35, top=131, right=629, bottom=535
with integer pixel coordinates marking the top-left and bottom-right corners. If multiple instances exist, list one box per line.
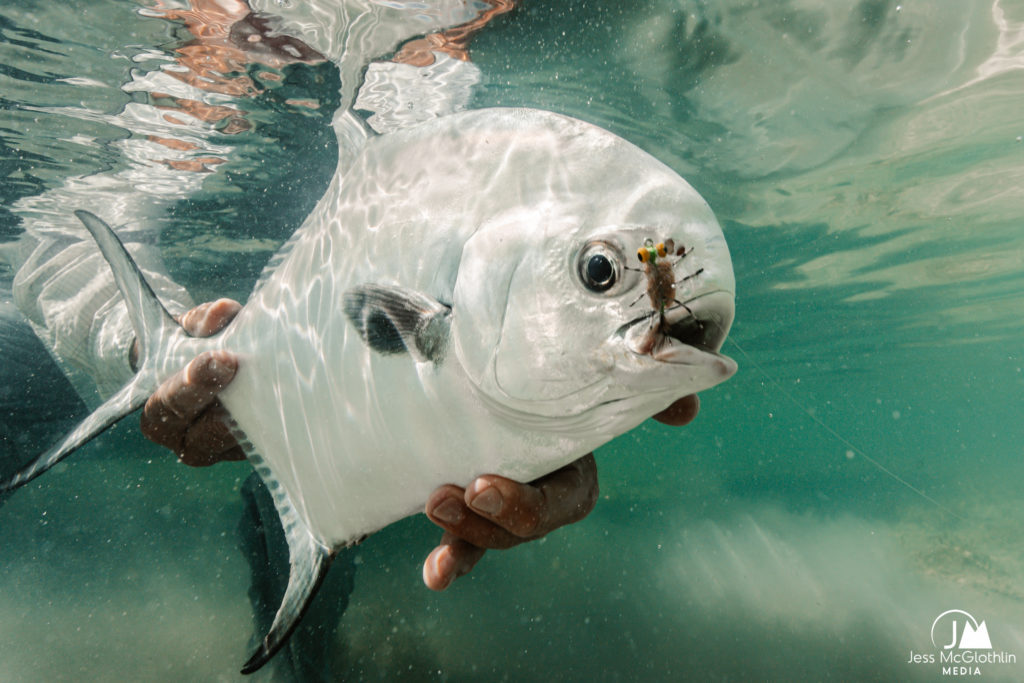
left=627, top=237, right=705, bottom=353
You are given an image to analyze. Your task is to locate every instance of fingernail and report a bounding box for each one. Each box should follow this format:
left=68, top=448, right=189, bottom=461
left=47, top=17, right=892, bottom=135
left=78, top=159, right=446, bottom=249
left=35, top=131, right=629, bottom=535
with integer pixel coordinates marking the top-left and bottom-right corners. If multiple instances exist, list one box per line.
left=183, top=356, right=200, bottom=384
left=431, top=497, right=464, bottom=526
left=423, top=546, right=455, bottom=591
left=437, top=546, right=455, bottom=580
left=468, top=485, right=503, bottom=517
left=205, top=354, right=235, bottom=384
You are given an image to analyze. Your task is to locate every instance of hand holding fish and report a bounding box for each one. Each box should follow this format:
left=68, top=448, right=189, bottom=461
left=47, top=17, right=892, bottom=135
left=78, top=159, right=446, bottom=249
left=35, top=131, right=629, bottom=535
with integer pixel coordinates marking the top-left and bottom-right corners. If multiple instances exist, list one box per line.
left=139, top=299, right=246, bottom=467
left=138, top=299, right=621, bottom=589
left=140, top=300, right=702, bottom=592
left=422, top=453, right=599, bottom=590
left=421, top=394, right=699, bottom=591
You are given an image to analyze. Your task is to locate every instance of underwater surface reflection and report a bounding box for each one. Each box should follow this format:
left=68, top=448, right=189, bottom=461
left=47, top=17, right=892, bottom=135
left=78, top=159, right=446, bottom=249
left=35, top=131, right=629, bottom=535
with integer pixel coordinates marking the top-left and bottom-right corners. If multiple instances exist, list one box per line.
left=1, top=1, right=1022, bottom=681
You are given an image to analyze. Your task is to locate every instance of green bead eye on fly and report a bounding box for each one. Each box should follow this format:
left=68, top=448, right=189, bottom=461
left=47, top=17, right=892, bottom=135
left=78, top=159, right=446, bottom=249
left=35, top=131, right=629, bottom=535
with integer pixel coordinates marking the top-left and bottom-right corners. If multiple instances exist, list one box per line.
left=577, top=241, right=622, bottom=293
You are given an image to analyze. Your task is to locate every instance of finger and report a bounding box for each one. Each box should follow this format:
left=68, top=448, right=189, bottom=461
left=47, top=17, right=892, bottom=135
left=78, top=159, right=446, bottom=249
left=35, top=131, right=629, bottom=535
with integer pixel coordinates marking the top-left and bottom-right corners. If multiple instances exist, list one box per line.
left=179, top=298, right=242, bottom=337
left=179, top=402, right=246, bottom=467
left=464, top=453, right=599, bottom=539
left=140, top=350, right=237, bottom=452
left=424, top=454, right=599, bottom=548
left=422, top=533, right=486, bottom=591
left=652, top=394, right=700, bottom=426
left=131, top=300, right=241, bottom=369
left=425, top=485, right=524, bottom=550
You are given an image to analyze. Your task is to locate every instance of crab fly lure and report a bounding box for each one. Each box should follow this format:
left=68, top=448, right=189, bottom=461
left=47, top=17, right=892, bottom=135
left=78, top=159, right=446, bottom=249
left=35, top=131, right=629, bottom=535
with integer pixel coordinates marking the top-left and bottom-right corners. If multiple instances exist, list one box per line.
left=628, top=237, right=705, bottom=350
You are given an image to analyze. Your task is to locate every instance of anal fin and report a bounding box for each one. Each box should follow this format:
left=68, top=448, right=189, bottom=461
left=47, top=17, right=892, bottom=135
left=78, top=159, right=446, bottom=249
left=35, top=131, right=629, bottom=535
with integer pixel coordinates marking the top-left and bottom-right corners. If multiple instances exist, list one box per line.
left=234, top=438, right=335, bottom=675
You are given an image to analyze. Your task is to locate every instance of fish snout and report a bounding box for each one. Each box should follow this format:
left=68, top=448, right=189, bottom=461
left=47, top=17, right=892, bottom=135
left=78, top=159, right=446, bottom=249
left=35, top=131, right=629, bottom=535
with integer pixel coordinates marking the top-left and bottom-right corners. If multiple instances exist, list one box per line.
left=618, top=289, right=736, bottom=377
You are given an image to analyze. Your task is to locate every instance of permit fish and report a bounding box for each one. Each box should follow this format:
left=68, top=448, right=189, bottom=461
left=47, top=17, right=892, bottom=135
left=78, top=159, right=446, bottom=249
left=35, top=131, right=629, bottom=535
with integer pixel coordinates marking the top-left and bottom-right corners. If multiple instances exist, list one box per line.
left=2, top=107, right=737, bottom=673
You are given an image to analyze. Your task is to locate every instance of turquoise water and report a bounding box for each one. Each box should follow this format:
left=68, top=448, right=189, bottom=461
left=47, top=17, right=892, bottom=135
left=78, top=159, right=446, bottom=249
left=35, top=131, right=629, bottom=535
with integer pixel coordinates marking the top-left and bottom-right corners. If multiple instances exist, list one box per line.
left=2, top=1, right=1023, bottom=680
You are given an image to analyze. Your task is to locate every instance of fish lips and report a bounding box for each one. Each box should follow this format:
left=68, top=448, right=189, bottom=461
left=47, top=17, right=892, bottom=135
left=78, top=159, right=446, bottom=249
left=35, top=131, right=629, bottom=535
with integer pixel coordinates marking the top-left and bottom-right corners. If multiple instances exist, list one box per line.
left=619, top=290, right=738, bottom=378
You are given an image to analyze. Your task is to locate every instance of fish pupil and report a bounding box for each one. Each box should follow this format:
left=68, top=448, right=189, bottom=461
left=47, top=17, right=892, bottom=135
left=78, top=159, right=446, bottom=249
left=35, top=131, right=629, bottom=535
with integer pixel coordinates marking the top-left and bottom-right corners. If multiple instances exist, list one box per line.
left=586, top=254, right=615, bottom=290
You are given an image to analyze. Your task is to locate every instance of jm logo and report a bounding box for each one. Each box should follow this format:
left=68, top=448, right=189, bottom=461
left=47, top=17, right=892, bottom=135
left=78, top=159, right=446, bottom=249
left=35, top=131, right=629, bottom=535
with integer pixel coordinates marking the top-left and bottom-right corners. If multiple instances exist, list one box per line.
left=931, top=610, right=993, bottom=650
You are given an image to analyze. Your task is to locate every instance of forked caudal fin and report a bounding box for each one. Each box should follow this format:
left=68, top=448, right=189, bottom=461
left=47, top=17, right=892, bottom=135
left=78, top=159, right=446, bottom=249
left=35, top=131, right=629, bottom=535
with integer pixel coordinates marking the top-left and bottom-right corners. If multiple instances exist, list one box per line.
left=0, top=210, right=181, bottom=492
left=3, top=210, right=339, bottom=675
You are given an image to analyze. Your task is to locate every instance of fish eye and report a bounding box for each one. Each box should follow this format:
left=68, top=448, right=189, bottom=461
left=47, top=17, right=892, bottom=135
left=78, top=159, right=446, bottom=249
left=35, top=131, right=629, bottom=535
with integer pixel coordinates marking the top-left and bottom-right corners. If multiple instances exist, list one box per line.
left=577, top=242, right=621, bottom=293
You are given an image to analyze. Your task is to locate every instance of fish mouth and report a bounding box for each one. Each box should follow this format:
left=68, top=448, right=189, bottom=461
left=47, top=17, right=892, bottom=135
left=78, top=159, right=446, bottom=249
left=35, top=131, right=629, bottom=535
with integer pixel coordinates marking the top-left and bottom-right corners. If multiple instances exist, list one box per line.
left=618, top=290, right=735, bottom=365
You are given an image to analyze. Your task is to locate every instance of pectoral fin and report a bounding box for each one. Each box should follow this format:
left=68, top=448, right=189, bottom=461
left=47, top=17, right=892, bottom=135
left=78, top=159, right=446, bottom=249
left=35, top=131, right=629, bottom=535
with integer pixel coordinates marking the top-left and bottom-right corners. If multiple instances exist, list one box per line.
left=343, top=284, right=451, bottom=363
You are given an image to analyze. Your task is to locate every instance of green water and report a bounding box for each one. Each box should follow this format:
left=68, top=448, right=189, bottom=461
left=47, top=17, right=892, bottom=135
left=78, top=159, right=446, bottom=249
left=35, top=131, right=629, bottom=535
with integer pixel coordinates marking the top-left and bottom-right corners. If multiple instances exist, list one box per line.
left=1, top=1, right=1023, bottom=680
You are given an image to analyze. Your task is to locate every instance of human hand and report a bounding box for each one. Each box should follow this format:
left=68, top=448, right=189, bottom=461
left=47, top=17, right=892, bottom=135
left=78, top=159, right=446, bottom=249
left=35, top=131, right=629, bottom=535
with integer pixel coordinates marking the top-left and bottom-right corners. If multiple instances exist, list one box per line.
left=421, top=393, right=700, bottom=590
left=139, top=299, right=245, bottom=466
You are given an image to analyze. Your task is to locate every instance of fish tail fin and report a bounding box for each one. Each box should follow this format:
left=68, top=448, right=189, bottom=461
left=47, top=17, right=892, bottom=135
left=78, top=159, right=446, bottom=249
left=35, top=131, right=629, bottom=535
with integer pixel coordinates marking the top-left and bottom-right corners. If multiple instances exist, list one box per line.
left=240, top=451, right=334, bottom=675
left=1, top=210, right=184, bottom=493
left=0, top=375, right=154, bottom=492
left=73, top=209, right=180, bottom=356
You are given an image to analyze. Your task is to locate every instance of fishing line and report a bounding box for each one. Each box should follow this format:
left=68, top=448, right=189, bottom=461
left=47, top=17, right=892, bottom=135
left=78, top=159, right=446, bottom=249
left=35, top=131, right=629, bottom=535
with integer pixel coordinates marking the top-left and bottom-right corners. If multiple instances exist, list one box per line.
left=725, top=336, right=965, bottom=522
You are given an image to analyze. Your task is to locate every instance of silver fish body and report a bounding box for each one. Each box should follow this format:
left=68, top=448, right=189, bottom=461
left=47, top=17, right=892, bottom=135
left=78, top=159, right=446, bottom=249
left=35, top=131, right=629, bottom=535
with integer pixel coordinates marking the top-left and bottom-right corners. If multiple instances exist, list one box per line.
left=216, top=107, right=737, bottom=549
left=5, top=107, right=737, bottom=673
